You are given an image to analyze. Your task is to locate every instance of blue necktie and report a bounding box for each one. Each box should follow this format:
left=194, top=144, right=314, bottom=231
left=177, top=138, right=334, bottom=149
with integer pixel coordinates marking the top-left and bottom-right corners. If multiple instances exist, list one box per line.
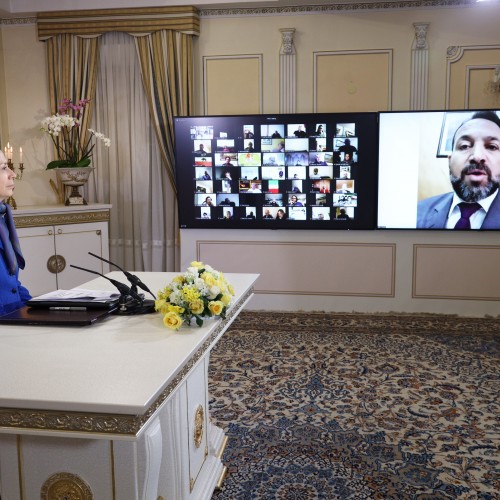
left=454, top=202, right=482, bottom=230
left=0, top=202, right=25, bottom=275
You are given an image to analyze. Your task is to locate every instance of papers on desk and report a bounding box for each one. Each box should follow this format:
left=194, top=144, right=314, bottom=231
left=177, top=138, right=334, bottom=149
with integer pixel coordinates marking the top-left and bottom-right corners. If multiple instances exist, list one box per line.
left=31, top=289, right=120, bottom=302
left=27, top=289, right=121, bottom=309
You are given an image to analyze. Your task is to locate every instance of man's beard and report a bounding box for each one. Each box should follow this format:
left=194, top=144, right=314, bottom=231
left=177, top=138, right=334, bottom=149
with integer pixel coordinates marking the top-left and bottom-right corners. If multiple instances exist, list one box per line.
left=450, top=164, right=499, bottom=202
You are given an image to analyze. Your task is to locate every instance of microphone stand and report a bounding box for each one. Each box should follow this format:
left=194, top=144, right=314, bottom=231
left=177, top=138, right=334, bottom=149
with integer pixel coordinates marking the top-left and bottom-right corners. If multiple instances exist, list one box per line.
left=87, top=252, right=156, bottom=299
left=70, top=264, right=155, bottom=315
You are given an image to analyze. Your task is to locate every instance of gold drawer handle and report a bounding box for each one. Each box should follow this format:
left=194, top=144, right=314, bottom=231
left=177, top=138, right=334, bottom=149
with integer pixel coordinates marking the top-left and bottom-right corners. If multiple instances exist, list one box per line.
left=193, top=405, right=204, bottom=449
left=47, top=255, right=66, bottom=274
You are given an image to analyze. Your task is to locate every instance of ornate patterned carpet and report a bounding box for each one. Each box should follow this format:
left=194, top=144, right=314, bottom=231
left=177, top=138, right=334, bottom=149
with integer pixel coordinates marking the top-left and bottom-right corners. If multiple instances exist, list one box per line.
left=208, top=312, right=499, bottom=499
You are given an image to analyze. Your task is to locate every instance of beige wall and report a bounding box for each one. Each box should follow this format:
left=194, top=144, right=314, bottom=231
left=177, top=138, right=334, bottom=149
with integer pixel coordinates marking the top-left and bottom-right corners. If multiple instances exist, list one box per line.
left=3, top=5, right=500, bottom=205
left=194, top=4, right=500, bottom=114
left=0, top=22, right=53, bottom=205
left=1, top=4, right=500, bottom=316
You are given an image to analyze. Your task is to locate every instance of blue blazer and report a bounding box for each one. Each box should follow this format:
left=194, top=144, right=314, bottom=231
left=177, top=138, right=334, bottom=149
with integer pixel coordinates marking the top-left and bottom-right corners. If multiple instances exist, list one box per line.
left=0, top=238, right=31, bottom=315
left=417, top=191, right=500, bottom=229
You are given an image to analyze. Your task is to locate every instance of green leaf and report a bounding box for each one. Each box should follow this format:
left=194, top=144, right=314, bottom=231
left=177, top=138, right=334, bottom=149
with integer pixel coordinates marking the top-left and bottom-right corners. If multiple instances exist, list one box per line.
left=46, top=158, right=92, bottom=170
left=195, top=316, right=203, bottom=327
left=75, top=158, right=91, bottom=168
left=46, top=159, right=71, bottom=169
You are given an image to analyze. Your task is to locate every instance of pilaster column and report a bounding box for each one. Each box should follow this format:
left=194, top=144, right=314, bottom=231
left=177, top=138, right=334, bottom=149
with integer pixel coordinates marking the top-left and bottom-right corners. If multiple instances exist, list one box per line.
left=411, top=22, right=430, bottom=110
left=279, top=28, right=296, bottom=113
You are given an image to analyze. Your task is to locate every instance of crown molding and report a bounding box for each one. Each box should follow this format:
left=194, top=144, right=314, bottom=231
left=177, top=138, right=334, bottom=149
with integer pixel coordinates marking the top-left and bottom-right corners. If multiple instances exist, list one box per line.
left=0, top=16, right=35, bottom=24
left=199, top=0, right=485, bottom=17
left=0, top=0, right=494, bottom=23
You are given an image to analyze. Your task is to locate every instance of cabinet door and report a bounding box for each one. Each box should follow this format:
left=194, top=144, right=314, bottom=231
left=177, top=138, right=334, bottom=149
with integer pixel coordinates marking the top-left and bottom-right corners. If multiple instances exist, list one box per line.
left=186, top=359, right=209, bottom=491
left=17, top=226, right=57, bottom=296
left=54, top=222, right=109, bottom=290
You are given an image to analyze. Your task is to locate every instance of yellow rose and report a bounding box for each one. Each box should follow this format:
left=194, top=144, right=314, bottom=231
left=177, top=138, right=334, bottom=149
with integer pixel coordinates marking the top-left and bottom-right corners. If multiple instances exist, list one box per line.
left=154, top=299, right=170, bottom=315
left=190, top=261, right=203, bottom=268
left=155, top=298, right=166, bottom=311
left=189, top=298, right=205, bottom=315
left=167, top=304, right=185, bottom=315
left=202, top=273, right=216, bottom=287
left=173, top=275, right=185, bottom=284
left=228, top=284, right=235, bottom=295
left=208, top=300, right=224, bottom=316
left=163, top=311, right=183, bottom=330
left=220, top=294, right=232, bottom=306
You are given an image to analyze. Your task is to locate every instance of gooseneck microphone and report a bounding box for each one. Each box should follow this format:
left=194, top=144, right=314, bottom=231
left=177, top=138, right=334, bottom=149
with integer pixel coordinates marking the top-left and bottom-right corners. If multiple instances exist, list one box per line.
left=87, top=252, right=156, bottom=299
left=69, top=264, right=155, bottom=315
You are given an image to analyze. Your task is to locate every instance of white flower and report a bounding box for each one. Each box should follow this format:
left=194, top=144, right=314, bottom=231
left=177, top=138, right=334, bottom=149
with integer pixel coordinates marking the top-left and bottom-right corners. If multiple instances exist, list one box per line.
left=186, top=266, right=199, bottom=276
left=169, top=290, right=182, bottom=304
left=209, top=285, right=221, bottom=298
left=88, top=128, right=111, bottom=148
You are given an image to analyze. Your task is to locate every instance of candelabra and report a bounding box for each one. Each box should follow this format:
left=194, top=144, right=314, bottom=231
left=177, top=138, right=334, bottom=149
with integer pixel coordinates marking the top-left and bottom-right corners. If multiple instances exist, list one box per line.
left=6, top=158, right=24, bottom=210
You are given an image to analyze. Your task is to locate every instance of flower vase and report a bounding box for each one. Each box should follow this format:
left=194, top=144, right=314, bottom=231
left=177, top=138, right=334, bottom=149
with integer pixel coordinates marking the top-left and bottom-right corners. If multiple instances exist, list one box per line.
left=55, top=167, right=94, bottom=206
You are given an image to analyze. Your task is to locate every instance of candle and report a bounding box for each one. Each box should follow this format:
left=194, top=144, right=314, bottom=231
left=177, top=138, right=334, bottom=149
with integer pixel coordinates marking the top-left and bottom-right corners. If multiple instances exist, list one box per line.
left=9, top=146, right=13, bottom=161
left=19, top=147, right=22, bottom=163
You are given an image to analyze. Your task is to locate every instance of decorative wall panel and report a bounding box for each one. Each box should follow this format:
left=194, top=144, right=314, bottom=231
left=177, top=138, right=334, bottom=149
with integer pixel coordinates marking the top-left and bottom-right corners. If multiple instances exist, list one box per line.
left=204, top=55, right=262, bottom=115
left=314, top=50, right=392, bottom=112
left=413, top=244, right=500, bottom=300
left=446, top=45, right=500, bottom=109
left=198, top=241, right=395, bottom=297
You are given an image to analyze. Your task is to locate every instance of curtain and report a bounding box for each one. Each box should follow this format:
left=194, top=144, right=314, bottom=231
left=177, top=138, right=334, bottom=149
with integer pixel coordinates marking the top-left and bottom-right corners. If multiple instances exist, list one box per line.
left=87, top=32, right=177, bottom=272
left=40, top=7, right=198, bottom=272
left=135, top=30, right=193, bottom=192
left=46, top=34, right=99, bottom=158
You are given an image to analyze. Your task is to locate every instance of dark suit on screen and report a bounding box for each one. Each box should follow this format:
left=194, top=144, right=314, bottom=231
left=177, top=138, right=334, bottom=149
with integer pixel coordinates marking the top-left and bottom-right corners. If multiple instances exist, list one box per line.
left=417, top=191, right=500, bottom=229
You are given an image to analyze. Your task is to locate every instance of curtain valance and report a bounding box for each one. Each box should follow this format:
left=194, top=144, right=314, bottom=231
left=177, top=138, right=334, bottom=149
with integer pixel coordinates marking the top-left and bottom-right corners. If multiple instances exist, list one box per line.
left=37, top=6, right=200, bottom=40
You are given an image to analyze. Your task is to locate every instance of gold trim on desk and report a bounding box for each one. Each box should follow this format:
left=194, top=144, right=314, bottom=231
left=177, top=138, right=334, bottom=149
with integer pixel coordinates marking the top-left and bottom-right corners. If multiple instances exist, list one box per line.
left=13, top=210, right=110, bottom=228
left=0, top=287, right=253, bottom=437
left=215, top=466, right=228, bottom=490
left=217, top=435, right=229, bottom=460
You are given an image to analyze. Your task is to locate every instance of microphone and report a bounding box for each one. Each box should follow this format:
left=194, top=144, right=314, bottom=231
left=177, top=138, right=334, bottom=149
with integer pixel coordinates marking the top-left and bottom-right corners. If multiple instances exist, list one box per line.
left=69, top=264, right=155, bottom=315
left=88, top=252, right=156, bottom=299
left=70, top=264, right=143, bottom=302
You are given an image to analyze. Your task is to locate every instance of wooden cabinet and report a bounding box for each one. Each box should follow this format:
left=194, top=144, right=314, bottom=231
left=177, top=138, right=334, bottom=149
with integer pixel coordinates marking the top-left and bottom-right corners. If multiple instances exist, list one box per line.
left=13, top=204, right=111, bottom=296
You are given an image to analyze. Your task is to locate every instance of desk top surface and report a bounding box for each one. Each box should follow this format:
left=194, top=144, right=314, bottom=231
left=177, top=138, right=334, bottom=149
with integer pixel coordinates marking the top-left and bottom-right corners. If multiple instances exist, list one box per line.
left=0, top=272, right=257, bottom=416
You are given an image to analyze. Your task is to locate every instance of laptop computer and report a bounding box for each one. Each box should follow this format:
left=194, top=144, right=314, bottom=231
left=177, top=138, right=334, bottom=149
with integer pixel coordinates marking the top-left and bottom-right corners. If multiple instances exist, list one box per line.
left=0, top=305, right=117, bottom=326
left=26, top=297, right=120, bottom=310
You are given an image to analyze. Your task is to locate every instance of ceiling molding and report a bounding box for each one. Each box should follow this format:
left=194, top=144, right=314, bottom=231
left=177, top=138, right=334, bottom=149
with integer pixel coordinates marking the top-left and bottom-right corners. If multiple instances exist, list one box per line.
left=0, top=0, right=494, bottom=22
left=0, top=15, right=34, bottom=24
left=199, top=0, right=482, bottom=17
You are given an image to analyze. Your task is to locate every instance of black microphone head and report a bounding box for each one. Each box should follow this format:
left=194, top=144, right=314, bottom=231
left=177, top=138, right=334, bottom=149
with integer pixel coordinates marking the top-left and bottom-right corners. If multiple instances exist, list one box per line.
left=88, top=252, right=156, bottom=300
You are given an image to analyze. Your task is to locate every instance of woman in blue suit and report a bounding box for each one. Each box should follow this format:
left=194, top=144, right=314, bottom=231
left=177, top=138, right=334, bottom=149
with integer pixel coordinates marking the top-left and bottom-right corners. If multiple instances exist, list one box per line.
left=0, top=150, right=30, bottom=314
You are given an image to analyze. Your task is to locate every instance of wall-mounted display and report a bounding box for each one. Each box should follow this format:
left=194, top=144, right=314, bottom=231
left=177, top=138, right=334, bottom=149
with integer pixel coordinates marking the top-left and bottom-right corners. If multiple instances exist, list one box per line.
left=378, top=109, right=500, bottom=230
left=174, top=113, right=379, bottom=229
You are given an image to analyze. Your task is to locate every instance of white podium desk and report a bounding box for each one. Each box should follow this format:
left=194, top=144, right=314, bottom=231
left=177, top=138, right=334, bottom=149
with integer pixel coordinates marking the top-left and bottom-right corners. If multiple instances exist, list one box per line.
left=0, top=272, right=258, bottom=500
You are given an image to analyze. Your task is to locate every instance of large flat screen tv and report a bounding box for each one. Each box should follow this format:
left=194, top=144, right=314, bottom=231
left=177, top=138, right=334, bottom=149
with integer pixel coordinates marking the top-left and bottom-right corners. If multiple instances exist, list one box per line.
left=174, top=113, right=379, bottom=229
left=378, top=109, right=500, bottom=230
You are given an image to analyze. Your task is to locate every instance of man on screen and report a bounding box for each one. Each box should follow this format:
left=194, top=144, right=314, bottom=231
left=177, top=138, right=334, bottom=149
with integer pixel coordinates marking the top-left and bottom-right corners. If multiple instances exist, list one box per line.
left=417, top=110, right=500, bottom=229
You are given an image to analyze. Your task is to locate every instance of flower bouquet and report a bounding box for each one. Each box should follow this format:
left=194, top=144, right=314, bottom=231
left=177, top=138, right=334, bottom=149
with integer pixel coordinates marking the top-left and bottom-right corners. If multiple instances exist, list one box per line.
left=155, top=261, right=235, bottom=330
left=41, top=98, right=110, bottom=169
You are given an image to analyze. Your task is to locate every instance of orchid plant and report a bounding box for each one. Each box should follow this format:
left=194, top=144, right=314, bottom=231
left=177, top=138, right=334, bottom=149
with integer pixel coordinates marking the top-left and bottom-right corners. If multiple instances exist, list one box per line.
left=41, top=98, right=110, bottom=169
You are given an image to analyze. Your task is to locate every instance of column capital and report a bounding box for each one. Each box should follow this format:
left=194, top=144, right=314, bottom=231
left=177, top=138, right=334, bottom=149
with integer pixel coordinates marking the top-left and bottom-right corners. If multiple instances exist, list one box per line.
left=280, top=28, right=296, bottom=55
left=412, top=22, right=430, bottom=50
